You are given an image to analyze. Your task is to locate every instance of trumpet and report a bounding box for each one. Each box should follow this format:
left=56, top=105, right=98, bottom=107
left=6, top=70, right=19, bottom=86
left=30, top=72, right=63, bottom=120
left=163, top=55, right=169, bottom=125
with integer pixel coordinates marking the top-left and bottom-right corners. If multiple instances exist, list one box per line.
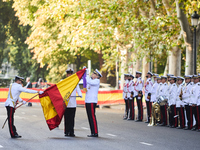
left=179, top=88, right=183, bottom=100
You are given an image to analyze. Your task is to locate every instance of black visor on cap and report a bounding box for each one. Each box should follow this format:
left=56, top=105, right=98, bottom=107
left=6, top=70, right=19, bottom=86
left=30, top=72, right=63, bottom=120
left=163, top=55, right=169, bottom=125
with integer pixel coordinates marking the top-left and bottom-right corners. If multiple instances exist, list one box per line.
left=67, top=71, right=73, bottom=74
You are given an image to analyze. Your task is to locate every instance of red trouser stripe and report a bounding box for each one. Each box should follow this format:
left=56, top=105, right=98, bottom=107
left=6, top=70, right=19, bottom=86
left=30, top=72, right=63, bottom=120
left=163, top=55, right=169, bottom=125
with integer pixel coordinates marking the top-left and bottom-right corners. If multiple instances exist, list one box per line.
left=197, top=106, right=200, bottom=129
left=91, top=103, right=97, bottom=134
left=174, top=106, right=177, bottom=127
left=181, top=107, right=184, bottom=127
left=165, top=105, right=167, bottom=125
left=132, top=100, right=134, bottom=119
left=9, top=107, right=14, bottom=136
left=140, top=100, right=143, bottom=120
left=190, top=107, right=193, bottom=129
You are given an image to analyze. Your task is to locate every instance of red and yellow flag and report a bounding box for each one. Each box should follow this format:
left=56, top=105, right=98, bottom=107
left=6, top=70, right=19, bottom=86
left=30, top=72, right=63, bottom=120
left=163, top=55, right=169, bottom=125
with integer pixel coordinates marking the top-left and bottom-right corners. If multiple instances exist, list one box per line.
left=39, top=68, right=86, bottom=130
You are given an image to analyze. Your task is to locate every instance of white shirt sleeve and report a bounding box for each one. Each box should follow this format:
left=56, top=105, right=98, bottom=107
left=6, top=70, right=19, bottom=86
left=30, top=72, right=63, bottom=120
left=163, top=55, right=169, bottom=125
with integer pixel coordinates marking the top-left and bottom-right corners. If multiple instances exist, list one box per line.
left=18, top=85, right=38, bottom=94
left=76, top=85, right=82, bottom=97
left=86, top=76, right=100, bottom=86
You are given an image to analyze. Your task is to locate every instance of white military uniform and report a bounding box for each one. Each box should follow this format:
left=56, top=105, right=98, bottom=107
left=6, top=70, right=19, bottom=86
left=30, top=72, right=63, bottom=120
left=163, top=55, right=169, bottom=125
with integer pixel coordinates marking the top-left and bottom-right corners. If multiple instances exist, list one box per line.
left=134, top=77, right=143, bottom=97
left=176, top=83, right=185, bottom=107
left=190, top=82, right=199, bottom=105
left=67, top=85, right=82, bottom=108
left=127, top=80, right=135, bottom=100
left=144, top=78, right=153, bottom=101
left=85, top=76, right=100, bottom=103
left=151, top=81, right=159, bottom=102
left=5, top=83, right=38, bottom=108
left=168, top=83, right=177, bottom=106
left=182, top=82, right=193, bottom=105
left=158, top=82, right=168, bottom=98
left=123, top=79, right=128, bottom=100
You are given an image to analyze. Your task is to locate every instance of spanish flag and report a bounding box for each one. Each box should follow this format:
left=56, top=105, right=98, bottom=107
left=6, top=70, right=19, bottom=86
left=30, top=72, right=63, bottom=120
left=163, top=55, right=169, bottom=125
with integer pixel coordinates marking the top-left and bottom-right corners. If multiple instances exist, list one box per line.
left=39, top=68, right=86, bottom=130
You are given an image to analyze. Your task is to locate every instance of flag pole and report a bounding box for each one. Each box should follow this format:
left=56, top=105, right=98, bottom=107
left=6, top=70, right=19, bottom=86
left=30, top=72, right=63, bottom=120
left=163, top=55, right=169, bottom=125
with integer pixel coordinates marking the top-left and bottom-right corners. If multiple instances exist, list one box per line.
left=2, top=93, right=39, bottom=129
left=15, top=93, right=39, bottom=109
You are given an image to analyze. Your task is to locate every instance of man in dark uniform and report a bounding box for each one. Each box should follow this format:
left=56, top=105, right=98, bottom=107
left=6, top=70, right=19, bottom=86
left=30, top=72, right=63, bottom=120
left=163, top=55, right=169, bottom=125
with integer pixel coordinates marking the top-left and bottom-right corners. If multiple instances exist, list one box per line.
left=64, top=68, right=82, bottom=137
left=85, top=69, right=102, bottom=137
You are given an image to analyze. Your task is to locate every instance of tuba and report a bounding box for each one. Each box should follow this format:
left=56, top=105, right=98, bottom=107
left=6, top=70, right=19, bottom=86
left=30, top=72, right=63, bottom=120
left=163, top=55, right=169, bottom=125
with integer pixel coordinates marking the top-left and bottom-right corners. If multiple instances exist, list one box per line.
left=148, top=102, right=161, bottom=126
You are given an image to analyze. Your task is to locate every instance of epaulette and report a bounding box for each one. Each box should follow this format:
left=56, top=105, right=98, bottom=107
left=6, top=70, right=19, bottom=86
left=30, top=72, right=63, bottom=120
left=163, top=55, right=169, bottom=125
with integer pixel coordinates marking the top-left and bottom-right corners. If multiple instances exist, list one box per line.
left=173, top=84, right=175, bottom=86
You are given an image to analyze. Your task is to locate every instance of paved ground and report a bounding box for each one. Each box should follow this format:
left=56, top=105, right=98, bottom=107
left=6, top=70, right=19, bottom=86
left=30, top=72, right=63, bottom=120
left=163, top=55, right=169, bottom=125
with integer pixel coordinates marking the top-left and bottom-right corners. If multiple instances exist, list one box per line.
left=0, top=102, right=200, bottom=150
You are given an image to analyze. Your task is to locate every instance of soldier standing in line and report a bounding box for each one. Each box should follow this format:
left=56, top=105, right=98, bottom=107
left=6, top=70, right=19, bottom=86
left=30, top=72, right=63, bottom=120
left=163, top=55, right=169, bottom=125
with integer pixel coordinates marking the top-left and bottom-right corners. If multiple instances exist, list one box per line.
left=158, top=76, right=168, bottom=126
left=190, top=75, right=200, bottom=131
left=123, top=74, right=129, bottom=120
left=168, top=76, right=178, bottom=128
left=176, top=76, right=185, bottom=129
left=134, top=71, right=143, bottom=122
left=144, top=71, right=153, bottom=123
left=127, top=74, right=135, bottom=120
left=182, top=75, right=193, bottom=130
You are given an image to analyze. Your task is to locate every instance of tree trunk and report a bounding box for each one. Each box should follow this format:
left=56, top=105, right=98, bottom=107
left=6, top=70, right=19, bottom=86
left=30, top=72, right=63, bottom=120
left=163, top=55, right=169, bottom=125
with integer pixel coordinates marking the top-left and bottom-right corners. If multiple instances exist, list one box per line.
left=164, top=57, right=169, bottom=76
left=168, top=46, right=181, bottom=76
left=98, top=53, right=107, bottom=83
left=120, top=48, right=128, bottom=89
left=142, top=56, right=149, bottom=80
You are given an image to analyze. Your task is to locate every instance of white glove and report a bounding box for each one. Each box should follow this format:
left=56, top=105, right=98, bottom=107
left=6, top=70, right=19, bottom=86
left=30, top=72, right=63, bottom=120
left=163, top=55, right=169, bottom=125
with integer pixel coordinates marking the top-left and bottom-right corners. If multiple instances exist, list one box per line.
left=39, top=91, right=44, bottom=94
left=23, top=101, right=26, bottom=105
left=83, top=66, right=87, bottom=69
left=80, top=95, right=82, bottom=98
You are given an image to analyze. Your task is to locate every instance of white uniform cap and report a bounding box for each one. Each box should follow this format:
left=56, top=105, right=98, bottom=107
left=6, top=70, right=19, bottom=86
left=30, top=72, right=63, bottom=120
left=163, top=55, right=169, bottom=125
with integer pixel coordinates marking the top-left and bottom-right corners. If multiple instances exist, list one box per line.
left=94, top=69, right=103, bottom=77
left=15, top=75, right=24, bottom=82
left=184, top=75, right=191, bottom=79
left=147, top=71, right=153, bottom=76
left=167, top=74, right=174, bottom=77
left=193, top=74, right=198, bottom=79
left=66, top=68, right=74, bottom=73
left=161, top=76, right=167, bottom=79
left=136, top=71, right=142, bottom=74
left=153, top=73, right=159, bottom=77
left=177, top=76, right=184, bottom=80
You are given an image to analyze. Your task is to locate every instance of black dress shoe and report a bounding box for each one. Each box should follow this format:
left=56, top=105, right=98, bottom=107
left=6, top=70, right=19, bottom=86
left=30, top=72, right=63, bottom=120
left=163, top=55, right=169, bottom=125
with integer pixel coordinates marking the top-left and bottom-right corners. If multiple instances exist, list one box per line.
left=160, top=122, right=165, bottom=126
left=145, top=121, right=149, bottom=123
left=176, top=126, right=182, bottom=129
left=191, top=127, right=196, bottom=131
left=184, top=127, right=189, bottom=130
left=11, top=135, right=22, bottom=138
left=170, top=125, right=175, bottom=128
left=69, top=133, right=75, bottom=137
left=127, top=118, right=134, bottom=121
left=87, top=134, right=98, bottom=137
left=135, top=120, right=142, bottom=122
left=197, top=129, right=200, bottom=132
left=123, top=117, right=127, bottom=120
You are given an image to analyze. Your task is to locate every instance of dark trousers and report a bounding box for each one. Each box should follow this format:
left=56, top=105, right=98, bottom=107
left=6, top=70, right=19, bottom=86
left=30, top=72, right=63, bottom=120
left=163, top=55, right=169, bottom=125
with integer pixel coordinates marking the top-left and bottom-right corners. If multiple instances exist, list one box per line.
left=185, top=105, right=192, bottom=129
left=146, top=101, right=152, bottom=122
left=169, top=105, right=178, bottom=127
left=160, top=105, right=167, bottom=125
left=124, top=99, right=129, bottom=118
left=176, top=107, right=185, bottom=128
left=197, top=106, right=200, bottom=130
left=128, top=98, right=134, bottom=120
left=6, top=106, right=17, bottom=137
left=192, top=106, right=200, bottom=129
left=64, top=108, right=76, bottom=134
left=136, top=95, right=143, bottom=121
left=85, top=103, right=98, bottom=134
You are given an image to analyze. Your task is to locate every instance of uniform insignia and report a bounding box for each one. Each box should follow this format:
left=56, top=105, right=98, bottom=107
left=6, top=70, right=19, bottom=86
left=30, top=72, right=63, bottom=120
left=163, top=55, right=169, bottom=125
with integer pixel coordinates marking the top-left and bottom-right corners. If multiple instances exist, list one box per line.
left=147, top=82, right=149, bottom=85
left=173, top=84, right=175, bottom=86
left=139, top=81, right=142, bottom=84
left=149, top=79, right=151, bottom=81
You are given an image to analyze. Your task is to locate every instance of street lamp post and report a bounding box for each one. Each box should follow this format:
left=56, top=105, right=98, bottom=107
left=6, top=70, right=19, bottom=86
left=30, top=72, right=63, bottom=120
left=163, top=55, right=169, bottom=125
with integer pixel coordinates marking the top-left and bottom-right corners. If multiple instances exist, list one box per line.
left=191, top=11, right=200, bottom=74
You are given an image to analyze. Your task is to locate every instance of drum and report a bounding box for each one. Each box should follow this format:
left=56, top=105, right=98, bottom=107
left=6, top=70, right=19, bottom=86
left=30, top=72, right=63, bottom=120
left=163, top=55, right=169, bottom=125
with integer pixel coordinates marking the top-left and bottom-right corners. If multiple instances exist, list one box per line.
left=157, top=96, right=168, bottom=106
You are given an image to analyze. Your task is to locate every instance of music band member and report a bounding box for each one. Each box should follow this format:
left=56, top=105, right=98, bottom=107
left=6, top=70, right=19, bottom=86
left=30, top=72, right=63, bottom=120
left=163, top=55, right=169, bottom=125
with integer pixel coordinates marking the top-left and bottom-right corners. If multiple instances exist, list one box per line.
left=134, top=71, right=143, bottom=122
left=144, top=71, right=153, bottom=123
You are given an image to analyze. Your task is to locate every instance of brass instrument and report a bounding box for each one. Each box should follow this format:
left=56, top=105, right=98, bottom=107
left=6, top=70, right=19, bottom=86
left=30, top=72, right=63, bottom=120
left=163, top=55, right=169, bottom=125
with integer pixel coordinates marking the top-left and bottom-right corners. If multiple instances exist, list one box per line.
left=148, top=102, right=161, bottom=126
left=179, top=88, right=183, bottom=100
